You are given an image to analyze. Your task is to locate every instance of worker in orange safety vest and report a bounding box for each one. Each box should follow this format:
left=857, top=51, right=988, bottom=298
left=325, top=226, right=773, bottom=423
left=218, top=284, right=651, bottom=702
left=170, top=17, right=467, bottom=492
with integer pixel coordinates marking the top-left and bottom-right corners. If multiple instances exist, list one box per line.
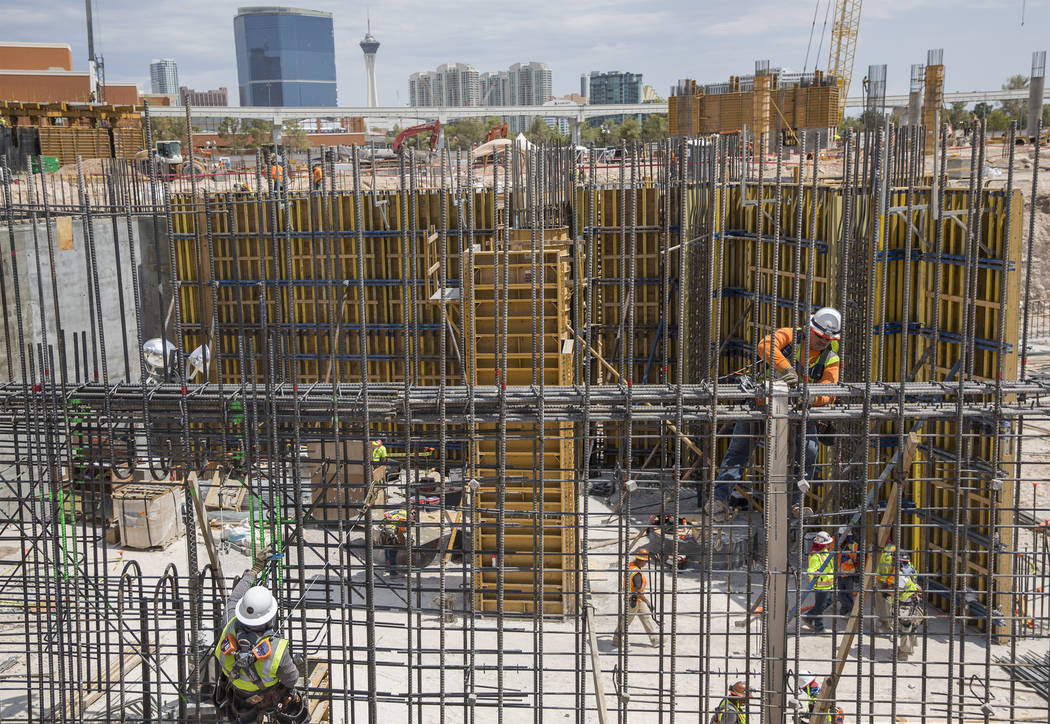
left=836, top=530, right=860, bottom=615
left=612, top=548, right=660, bottom=648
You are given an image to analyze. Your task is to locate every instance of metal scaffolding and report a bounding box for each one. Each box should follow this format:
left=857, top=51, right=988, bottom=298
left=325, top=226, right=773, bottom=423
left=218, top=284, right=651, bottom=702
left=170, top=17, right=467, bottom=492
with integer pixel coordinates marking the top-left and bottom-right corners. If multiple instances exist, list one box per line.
left=0, top=116, right=1048, bottom=723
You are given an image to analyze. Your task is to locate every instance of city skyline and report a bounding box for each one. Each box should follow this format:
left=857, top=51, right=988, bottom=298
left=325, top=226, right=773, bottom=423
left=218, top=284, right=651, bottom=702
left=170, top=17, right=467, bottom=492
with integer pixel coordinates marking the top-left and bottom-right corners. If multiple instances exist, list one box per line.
left=7, top=2, right=1050, bottom=108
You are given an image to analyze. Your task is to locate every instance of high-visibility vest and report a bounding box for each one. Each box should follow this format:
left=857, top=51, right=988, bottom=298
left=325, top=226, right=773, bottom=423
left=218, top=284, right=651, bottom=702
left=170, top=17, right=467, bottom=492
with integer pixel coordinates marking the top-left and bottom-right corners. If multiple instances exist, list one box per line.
left=876, top=549, right=896, bottom=586
left=381, top=509, right=407, bottom=537
left=626, top=562, right=646, bottom=595
left=758, top=328, right=841, bottom=383
left=808, top=551, right=834, bottom=590
left=371, top=444, right=387, bottom=463
left=837, top=539, right=859, bottom=575
left=312, top=166, right=322, bottom=183
left=898, top=575, right=920, bottom=603
left=214, top=619, right=289, bottom=693
left=712, top=697, right=746, bottom=724
left=270, top=165, right=284, bottom=180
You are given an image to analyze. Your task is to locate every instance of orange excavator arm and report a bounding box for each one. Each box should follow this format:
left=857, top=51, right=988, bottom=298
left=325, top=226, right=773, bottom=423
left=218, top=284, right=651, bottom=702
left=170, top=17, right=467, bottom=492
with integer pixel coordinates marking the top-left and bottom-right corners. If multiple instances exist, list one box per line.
left=392, top=120, right=442, bottom=153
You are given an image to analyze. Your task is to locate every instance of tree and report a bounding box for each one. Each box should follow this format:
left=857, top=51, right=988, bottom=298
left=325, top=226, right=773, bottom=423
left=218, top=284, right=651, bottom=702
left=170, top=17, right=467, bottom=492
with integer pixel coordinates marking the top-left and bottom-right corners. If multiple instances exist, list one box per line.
left=641, top=114, right=668, bottom=141
left=217, top=117, right=245, bottom=148
left=946, top=101, right=970, bottom=128
left=526, top=116, right=555, bottom=144
left=619, top=118, right=642, bottom=144
left=986, top=109, right=1011, bottom=133
left=444, top=118, right=485, bottom=149
left=151, top=118, right=186, bottom=142
left=1043, top=104, right=1050, bottom=128
left=973, top=102, right=993, bottom=121
left=580, top=124, right=602, bottom=147
left=282, top=121, right=309, bottom=152
left=1001, top=74, right=1029, bottom=119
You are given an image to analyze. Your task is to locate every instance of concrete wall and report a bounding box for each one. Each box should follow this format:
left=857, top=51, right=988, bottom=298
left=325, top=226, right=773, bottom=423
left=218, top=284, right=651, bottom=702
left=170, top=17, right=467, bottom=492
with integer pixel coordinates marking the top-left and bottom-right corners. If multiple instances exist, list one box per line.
left=0, top=214, right=169, bottom=384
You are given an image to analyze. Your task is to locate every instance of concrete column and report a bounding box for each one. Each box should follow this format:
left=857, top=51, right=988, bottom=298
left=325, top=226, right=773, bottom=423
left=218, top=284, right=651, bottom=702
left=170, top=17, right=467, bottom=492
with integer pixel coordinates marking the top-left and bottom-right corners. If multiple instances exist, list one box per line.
left=1027, top=51, right=1046, bottom=139
left=762, top=383, right=790, bottom=724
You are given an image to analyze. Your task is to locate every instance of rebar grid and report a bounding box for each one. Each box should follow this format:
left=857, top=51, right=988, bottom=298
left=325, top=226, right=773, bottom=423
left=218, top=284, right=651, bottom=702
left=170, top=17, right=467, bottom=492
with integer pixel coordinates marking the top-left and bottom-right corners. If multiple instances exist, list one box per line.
left=0, top=120, right=1048, bottom=724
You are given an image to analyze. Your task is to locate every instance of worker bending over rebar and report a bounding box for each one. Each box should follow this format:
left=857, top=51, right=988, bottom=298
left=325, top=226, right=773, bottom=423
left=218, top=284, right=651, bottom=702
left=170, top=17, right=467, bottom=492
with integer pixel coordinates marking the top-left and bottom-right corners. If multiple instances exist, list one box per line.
left=705, top=308, right=841, bottom=521
left=212, top=549, right=307, bottom=724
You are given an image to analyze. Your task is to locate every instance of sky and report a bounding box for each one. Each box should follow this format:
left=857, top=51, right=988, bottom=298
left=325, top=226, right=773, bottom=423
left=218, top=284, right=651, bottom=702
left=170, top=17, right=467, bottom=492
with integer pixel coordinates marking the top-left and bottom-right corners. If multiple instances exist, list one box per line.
left=7, top=0, right=1050, bottom=107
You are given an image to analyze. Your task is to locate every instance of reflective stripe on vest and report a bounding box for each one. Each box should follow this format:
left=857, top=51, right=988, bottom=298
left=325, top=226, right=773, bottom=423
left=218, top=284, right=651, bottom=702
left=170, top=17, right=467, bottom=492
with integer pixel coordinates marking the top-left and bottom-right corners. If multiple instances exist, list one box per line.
left=714, top=698, right=746, bottom=724
left=807, top=551, right=834, bottom=589
left=876, top=550, right=895, bottom=585
left=213, top=619, right=288, bottom=692
left=759, top=328, right=840, bottom=382
left=837, top=541, right=859, bottom=574
left=372, top=445, right=387, bottom=462
left=626, top=564, right=646, bottom=594
left=899, top=575, right=920, bottom=602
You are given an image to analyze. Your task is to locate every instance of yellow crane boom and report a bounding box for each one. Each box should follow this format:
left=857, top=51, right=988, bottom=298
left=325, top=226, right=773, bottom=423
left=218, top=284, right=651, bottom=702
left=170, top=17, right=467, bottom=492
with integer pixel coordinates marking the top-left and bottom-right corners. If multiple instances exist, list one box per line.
left=827, top=0, right=863, bottom=124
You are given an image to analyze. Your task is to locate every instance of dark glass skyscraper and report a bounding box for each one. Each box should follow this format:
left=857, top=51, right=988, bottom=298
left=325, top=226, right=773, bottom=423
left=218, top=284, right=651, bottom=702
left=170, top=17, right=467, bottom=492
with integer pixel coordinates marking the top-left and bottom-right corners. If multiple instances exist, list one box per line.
left=234, top=6, right=337, bottom=106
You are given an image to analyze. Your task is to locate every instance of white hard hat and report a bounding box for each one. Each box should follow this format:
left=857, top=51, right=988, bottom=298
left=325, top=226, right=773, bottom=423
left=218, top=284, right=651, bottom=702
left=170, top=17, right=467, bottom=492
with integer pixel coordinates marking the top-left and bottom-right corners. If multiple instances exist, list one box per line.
left=235, top=586, right=278, bottom=628
left=810, top=307, right=841, bottom=340
left=798, top=670, right=818, bottom=687
left=814, top=530, right=833, bottom=546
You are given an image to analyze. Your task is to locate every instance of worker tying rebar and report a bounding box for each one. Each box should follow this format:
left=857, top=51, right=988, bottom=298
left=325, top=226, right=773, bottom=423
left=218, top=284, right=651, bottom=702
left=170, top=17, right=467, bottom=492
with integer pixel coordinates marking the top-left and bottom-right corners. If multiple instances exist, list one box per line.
left=705, top=307, right=842, bottom=521
left=711, top=680, right=753, bottom=724
left=212, top=548, right=307, bottom=724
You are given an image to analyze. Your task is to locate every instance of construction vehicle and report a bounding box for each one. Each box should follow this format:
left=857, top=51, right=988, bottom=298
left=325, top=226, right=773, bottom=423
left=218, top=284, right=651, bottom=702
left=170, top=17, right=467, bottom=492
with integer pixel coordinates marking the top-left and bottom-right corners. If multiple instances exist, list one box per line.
left=133, top=140, right=206, bottom=177
left=484, top=122, right=508, bottom=143
left=392, top=121, right=441, bottom=154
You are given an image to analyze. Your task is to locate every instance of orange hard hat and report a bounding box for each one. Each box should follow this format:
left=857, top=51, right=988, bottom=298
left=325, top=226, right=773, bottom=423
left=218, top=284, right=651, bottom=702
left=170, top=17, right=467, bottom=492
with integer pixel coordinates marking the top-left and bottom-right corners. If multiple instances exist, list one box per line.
left=633, top=547, right=650, bottom=562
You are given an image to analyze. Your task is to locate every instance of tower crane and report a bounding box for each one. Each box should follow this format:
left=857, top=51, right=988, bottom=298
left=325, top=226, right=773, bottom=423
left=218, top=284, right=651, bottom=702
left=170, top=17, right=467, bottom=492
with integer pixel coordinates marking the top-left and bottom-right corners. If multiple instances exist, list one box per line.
left=827, top=0, right=863, bottom=124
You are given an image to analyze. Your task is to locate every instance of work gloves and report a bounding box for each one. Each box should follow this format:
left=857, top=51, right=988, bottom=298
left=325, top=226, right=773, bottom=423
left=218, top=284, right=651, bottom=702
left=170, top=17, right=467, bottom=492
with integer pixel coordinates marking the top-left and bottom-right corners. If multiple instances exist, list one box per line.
left=778, top=367, right=800, bottom=387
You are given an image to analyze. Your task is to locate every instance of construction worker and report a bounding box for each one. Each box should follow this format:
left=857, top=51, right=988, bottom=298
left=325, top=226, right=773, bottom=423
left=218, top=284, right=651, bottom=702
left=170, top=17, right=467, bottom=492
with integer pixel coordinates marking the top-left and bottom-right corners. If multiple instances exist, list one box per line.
left=804, top=531, right=835, bottom=632
left=612, top=548, right=660, bottom=648
left=213, top=551, right=306, bottom=723
left=311, top=163, right=323, bottom=190
left=874, top=543, right=898, bottom=632
left=836, top=530, right=860, bottom=615
left=894, top=572, right=923, bottom=660
left=380, top=508, right=411, bottom=575
left=795, top=671, right=844, bottom=724
left=706, top=307, right=841, bottom=520
left=269, top=158, right=285, bottom=192
left=711, top=680, right=752, bottom=724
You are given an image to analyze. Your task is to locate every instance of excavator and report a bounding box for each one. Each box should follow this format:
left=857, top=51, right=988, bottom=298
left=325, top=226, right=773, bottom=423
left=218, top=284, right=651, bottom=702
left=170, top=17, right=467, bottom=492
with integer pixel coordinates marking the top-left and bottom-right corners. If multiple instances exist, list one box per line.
left=484, top=122, right=508, bottom=143
left=392, top=121, right=441, bottom=154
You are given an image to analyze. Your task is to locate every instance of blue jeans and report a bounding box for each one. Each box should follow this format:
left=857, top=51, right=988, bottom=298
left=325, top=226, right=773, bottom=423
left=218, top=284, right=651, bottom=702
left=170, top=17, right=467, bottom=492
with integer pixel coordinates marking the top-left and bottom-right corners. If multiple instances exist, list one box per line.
left=709, top=420, right=819, bottom=504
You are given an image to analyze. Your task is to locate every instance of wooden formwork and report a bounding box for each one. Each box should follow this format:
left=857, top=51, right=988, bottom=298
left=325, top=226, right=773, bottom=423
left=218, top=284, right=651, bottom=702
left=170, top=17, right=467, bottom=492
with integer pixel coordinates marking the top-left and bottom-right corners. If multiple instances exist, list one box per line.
left=923, top=65, right=945, bottom=149
left=696, top=180, right=1023, bottom=631
left=467, top=244, right=576, bottom=615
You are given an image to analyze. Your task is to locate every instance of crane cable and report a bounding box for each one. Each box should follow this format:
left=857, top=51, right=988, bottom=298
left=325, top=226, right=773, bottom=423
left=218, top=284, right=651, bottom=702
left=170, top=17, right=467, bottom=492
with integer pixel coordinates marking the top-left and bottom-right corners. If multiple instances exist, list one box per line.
left=802, top=0, right=822, bottom=73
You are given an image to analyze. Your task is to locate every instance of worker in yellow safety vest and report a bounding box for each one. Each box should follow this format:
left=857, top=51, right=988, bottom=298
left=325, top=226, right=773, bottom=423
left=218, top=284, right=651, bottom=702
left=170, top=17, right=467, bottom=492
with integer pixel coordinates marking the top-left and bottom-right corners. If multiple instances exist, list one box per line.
left=711, top=680, right=752, bottom=724
left=371, top=439, right=388, bottom=465
left=613, top=548, right=660, bottom=648
left=875, top=544, right=898, bottom=631
left=836, top=530, right=860, bottom=615
left=212, top=550, right=306, bottom=723
left=893, top=560, right=923, bottom=660
left=381, top=508, right=411, bottom=575
left=804, top=531, right=835, bottom=633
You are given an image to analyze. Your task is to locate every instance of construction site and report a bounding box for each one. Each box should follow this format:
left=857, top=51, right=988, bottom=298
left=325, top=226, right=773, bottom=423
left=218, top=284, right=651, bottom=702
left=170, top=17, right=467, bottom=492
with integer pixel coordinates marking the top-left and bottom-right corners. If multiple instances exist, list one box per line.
left=4, top=3, right=1050, bottom=721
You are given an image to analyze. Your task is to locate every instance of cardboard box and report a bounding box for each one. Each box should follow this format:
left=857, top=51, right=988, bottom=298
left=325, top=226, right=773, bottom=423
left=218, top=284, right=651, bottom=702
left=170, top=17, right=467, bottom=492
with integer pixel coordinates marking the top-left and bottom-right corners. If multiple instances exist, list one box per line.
left=302, top=440, right=371, bottom=523
left=113, top=484, right=184, bottom=549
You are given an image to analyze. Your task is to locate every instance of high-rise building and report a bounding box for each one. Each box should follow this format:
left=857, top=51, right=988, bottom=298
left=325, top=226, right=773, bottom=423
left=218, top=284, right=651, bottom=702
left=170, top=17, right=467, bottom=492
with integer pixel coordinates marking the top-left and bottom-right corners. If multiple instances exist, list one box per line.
left=508, top=62, right=552, bottom=106
left=508, top=62, right=552, bottom=132
left=588, top=71, right=643, bottom=105
left=150, top=59, right=179, bottom=96
left=179, top=86, right=229, bottom=106
left=407, top=63, right=479, bottom=106
left=580, top=73, right=590, bottom=102
left=360, top=19, right=379, bottom=107
left=233, top=6, right=337, bottom=107
left=480, top=71, right=509, bottom=105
